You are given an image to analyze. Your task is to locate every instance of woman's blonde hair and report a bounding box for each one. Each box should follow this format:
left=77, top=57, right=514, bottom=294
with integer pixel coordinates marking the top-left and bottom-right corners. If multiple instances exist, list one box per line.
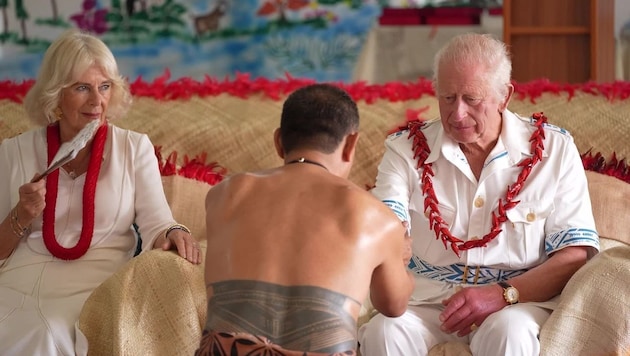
left=432, top=33, right=512, bottom=101
left=23, top=29, right=132, bottom=126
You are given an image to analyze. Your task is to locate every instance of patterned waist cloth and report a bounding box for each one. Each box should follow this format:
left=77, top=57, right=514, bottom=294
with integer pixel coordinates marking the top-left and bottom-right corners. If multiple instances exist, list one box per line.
left=195, top=329, right=356, bottom=356
left=409, top=256, right=529, bottom=284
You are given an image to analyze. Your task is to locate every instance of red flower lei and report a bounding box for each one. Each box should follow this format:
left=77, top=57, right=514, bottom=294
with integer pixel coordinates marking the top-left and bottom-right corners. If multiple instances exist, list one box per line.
left=43, top=123, right=108, bottom=260
left=408, top=112, right=547, bottom=258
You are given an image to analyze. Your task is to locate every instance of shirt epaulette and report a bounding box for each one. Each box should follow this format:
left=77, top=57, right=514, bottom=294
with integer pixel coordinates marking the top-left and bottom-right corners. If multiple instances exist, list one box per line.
left=386, top=118, right=440, bottom=140
left=420, top=118, right=440, bottom=128
left=542, top=122, right=570, bottom=136
left=528, top=115, right=571, bottom=136
left=386, top=130, right=407, bottom=140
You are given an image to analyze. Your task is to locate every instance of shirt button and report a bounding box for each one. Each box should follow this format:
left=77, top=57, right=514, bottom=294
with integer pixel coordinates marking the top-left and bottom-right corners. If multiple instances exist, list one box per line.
left=526, top=212, right=536, bottom=222
left=474, top=197, right=484, bottom=208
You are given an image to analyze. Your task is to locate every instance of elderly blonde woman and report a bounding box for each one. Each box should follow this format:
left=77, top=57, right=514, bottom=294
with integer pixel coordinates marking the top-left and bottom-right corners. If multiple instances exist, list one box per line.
left=0, top=29, right=200, bottom=355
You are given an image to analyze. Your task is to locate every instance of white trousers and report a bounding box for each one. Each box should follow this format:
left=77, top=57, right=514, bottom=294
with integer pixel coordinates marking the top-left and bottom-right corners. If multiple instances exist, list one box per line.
left=358, top=303, right=550, bottom=356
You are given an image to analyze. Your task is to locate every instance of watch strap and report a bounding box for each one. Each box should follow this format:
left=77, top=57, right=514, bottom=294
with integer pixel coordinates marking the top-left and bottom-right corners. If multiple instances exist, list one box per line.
left=498, top=281, right=511, bottom=289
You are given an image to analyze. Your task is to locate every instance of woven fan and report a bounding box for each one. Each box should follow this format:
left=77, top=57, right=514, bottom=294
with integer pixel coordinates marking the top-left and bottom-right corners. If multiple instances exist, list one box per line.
left=32, top=119, right=101, bottom=182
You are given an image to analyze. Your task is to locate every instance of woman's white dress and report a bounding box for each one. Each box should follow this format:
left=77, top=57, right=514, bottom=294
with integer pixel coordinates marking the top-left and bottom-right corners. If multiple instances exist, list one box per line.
left=0, top=124, right=176, bottom=355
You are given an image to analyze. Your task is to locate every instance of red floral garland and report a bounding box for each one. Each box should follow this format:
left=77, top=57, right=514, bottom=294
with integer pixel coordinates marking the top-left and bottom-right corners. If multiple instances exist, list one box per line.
left=155, top=146, right=227, bottom=186
left=2, top=72, right=630, bottom=103
left=581, top=150, right=630, bottom=184
left=43, top=123, right=107, bottom=260
left=409, top=112, right=547, bottom=258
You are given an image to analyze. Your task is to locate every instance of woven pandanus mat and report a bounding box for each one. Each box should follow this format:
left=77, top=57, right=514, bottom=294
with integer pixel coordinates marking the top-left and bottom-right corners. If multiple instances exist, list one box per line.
left=539, top=245, right=630, bottom=355
left=78, top=247, right=207, bottom=356
left=508, top=92, right=630, bottom=161
left=121, top=94, right=285, bottom=176
left=1, top=92, right=628, bottom=187
left=0, top=100, right=34, bottom=138
left=120, top=95, right=442, bottom=187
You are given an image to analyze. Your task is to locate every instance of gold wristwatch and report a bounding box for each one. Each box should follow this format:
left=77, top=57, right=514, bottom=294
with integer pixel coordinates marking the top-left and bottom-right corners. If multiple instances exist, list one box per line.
left=498, top=281, right=519, bottom=305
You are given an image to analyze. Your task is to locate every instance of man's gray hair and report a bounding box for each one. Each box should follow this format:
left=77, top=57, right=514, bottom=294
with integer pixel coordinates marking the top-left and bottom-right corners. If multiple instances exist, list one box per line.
left=432, top=33, right=512, bottom=101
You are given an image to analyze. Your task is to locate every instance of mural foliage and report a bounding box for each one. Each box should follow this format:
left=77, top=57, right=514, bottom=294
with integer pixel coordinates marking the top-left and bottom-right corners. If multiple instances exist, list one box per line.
left=0, top=0, right=383, bottom=82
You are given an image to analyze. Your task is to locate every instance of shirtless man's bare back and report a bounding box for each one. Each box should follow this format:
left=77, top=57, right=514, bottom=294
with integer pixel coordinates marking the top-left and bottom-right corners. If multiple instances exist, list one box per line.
left=197, top=84, right=415, bottom=355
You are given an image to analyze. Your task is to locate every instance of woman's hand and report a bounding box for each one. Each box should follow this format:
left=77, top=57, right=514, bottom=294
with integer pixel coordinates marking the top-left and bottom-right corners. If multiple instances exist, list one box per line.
left=0, top=178, right=46, bottom=258
left=17, top=176, right=47, bottom=223
left=156, top=228, right=202, bottom=264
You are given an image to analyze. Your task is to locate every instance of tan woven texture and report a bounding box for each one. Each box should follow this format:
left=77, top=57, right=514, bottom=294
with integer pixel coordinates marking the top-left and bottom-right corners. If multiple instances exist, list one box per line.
left=162, top=175, right=211, bottom=242
left=539, top=246, right=630, bottom=356
left=1, top=92, right=629, bottom=187
left=77, top=247, right=207, bottom=356
left=585, top=171, right=630, bottom=245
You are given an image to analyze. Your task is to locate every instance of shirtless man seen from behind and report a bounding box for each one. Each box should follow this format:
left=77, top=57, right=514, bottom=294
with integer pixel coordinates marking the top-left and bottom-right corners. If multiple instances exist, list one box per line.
left=196, top=84, right=415, bottom=356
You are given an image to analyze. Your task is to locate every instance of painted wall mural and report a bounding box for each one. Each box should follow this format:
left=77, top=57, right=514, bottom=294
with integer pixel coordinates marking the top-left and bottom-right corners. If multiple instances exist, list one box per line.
left=0, top=0, right=383, bottom=82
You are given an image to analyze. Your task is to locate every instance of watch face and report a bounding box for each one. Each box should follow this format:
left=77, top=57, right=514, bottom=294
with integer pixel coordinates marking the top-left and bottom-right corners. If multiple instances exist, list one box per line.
left=506, top=287, right=519, bottom=303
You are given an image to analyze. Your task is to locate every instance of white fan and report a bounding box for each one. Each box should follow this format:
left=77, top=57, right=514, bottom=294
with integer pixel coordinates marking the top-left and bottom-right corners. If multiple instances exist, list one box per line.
left=32, top=119, right=101, bottom=182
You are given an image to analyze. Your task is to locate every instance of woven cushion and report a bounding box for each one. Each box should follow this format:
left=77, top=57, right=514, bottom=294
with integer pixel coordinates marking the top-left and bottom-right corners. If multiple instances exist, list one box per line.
left=585, top=171, right=630, bottom=246
left=78, top=175, right=211, bottom=355
left=539, top=246, right=630, bottom=355
left=77, top=248, right=207, bottom=356
left=162, top=175, right=212, bottom=242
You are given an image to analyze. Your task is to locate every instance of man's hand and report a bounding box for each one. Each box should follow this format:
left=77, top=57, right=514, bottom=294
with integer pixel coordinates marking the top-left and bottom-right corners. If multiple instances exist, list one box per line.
left=439, top=284, right=506, bottom=336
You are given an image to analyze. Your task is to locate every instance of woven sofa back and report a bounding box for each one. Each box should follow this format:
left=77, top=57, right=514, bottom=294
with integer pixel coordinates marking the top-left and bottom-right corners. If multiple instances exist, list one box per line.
left=1, top=91, right=628, bottom=186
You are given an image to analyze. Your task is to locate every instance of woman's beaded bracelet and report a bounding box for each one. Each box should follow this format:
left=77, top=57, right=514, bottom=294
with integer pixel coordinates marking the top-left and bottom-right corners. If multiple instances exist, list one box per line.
left=164, top=223, right=191, bottom=240
left=10, top=207, right=31, bottom=239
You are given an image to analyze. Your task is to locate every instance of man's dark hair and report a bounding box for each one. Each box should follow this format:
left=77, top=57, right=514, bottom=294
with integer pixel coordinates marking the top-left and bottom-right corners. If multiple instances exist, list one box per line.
left=280, top=84, right=359, bottom=154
